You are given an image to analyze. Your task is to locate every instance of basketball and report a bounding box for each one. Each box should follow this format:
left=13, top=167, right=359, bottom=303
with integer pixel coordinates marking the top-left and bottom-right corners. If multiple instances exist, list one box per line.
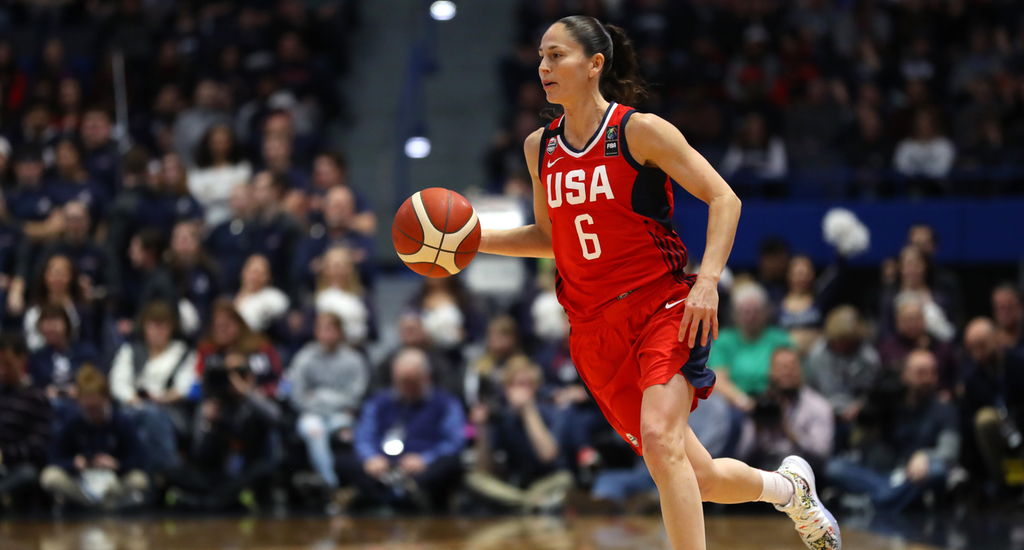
left=392, top=187, right=481, bottom=278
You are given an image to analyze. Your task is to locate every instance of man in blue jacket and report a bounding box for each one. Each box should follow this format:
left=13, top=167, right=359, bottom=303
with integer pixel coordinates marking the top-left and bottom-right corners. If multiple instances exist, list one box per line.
left=40, top=366, right=148, bottom=510
left=338, top=348, right=464, bottom=512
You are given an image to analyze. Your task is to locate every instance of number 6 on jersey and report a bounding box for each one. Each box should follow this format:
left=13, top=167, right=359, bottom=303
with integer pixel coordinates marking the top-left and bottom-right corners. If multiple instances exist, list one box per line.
left=574, top=213, right=601, bottom=259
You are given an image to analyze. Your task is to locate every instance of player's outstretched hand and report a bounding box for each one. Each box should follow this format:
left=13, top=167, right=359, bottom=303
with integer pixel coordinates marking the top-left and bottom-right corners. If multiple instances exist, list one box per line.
left=678, top=276, right=720, bottom=348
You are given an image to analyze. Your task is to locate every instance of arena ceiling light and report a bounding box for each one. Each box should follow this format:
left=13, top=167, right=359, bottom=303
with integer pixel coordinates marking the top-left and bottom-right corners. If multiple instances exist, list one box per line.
left=430, top=1, right=456, bottom=21
left=405, top=136, right=432, bottom=158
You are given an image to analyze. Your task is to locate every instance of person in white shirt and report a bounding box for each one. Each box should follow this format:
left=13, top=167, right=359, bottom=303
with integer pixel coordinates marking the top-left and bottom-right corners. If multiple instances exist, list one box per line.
left=235, top=254, right=290, bottom=332
left=187, top=124, right=251, bottom=228
left=108, top=301, right=196, bottom=470
left=315, top=247, right=369, bottom=345
left=894, top=110, right=956, bottom=180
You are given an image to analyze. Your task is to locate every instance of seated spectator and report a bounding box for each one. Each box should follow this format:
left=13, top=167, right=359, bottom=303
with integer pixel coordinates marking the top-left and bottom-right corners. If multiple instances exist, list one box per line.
left=287, top=312, right=369, bottom=498
left=372, top=311, right=461, bottom=396
left=411, top=275, right=482, bottom=351
left=41, top=366, right=149, bottom=510
left=0, top=195, right=23, bottom=320
left=959, top=318, right=1024, bottom=488
left=21, top=253, right=98, bottom=351
left=877, top=294, right=958, bottom=392
left=109, top=301, right=196, bottom=469
left=709, top=283, right=792, bottom=411
left=45, top=138, right=110, bottom=224
left=195, top=300, right=283, bottom=396
left=719, top=112, right=788, bottom=185
left=843, top=105, right=893, bottom=196
left=307, top=151, right=376, bottom=235
left=805, top=306, right=882, bottom=421
left=250, top=171, right=303, bottom=294
left=739, top=348, right=834, bottom=473
left=314, top=246, right=371, bottom=345
left=167, top=221, right=221, bottom=335
left=204, top=185, right=256, bottom=292
left=465, top=316, right=524, bottom=409
left=17, top=201, right=114, bottom=308
left=187, top=124, right=252, bottom=228
left=827, top=350, right=960, bottom=512
left=261, top=134, right=309, bottom=190
left=291, top=185, right=375, bottom=292
left=164, top=352, right=281, bottom=510
left=79, top=107, right=120, bottom=194
left=0, top=333, right=52, bottom=508
left=28, top=305, right=99, bottom=396
left=6, top=147, right=64, bottom=243
left=778, top=255, right=823, bottom=356
left=174, top=80, right=233, bottom=167
left=906, top=224, right=962, bottom=327
left=894, top=110, right=956, bottom=190
left=116, top=230, right=178, bottom=334
left=339, top=348, right=464, bottom=512
left=991, top=283, right=1023, bottom=352
left=235, top=254, right=290, bottom=333
left=878, top=245, right=955, bottom=342
left=466, top=357, right=572, bottom=512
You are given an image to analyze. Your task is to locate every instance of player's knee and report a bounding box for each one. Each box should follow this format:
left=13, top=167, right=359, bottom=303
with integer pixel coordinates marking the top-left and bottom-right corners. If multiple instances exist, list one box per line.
left=639, top=413, right=686, bottom=467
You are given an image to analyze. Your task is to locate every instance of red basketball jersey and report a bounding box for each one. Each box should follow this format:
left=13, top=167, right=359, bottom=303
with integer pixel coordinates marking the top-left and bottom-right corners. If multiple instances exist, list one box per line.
left=539, top=103, right=691, bottom=320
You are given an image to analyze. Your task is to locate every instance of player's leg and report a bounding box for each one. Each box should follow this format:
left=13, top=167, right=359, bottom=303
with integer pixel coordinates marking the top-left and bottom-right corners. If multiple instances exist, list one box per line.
left=639, top=374, right=706, bottom=550
left=683, top=422, right=786, bottom=504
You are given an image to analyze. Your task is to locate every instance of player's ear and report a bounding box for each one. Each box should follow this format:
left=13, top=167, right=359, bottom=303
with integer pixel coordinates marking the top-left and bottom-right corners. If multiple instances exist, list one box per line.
left=589, top=53, right=605, bottom=79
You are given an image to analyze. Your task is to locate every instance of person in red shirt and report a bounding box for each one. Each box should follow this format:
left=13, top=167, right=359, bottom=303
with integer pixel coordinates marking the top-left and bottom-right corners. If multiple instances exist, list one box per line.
left=478, top=16, right=840, bottom=550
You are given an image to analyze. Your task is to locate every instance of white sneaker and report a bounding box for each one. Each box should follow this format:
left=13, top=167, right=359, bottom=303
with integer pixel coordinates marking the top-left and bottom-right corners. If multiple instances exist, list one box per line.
left=775, top=456, right=842, bottom=550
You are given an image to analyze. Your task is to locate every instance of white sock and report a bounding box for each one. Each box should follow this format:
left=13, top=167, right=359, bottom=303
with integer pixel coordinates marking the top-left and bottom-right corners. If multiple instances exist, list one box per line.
left=757, top=470, right=795, bottom=505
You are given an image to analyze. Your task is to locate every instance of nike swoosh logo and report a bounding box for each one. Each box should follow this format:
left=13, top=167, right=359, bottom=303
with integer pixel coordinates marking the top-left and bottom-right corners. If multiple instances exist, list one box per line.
left=547, top=157, right=564, bottom=168
left=665, top=299, right=686, bottom=309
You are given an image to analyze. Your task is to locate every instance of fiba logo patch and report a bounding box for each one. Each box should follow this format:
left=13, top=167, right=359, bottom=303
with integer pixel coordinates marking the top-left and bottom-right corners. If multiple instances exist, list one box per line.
left=626, top=433, right=639, bottom=447
left=546, top=137, right=557, bottom=155
left=604, top=125, right=619, bottom=157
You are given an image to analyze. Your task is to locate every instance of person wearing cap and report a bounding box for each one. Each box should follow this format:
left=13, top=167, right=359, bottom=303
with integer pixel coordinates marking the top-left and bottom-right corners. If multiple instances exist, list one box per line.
left=804, top=306, right=882, bottom=423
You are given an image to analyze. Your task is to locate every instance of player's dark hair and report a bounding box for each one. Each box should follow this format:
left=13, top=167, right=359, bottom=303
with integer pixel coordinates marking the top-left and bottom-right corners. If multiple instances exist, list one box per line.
left=557, top=16, right=647, bottom=106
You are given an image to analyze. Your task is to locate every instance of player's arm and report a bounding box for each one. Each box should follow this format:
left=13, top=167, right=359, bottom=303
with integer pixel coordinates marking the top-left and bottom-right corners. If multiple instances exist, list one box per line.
left=478, top=128, right=555, bottom=259
left=626, top=113, right=742, bottom=347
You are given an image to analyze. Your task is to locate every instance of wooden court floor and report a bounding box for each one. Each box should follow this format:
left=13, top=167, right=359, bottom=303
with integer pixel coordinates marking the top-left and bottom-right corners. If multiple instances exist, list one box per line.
left=0, top=515, right=942, bottom=550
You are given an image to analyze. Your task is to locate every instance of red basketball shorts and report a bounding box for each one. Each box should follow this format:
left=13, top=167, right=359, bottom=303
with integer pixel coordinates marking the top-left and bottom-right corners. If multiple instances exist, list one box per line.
left=568, top=274, right=716, bottom=456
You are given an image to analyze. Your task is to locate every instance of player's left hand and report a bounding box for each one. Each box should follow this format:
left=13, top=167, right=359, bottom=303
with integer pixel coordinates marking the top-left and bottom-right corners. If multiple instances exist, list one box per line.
left=678, top=276, right=719, bottom=348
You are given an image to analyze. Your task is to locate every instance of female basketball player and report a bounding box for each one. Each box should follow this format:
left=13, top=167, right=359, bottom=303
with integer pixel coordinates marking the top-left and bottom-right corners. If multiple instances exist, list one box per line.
left=478, top=16, right=840, bottom=550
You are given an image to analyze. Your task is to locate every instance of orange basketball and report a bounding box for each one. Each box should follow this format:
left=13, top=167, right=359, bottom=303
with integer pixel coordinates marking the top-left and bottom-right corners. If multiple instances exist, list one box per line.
left=392, top=188, right=481, bottom=278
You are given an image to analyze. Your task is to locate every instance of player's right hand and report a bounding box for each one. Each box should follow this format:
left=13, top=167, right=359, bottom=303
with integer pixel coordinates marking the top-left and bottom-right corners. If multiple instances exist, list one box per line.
left=678, top=276, right=720, bottom=348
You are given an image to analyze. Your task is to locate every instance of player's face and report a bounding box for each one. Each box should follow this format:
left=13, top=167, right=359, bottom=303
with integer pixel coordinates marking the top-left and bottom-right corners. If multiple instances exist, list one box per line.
left=538, top=24, right=602, bottom=104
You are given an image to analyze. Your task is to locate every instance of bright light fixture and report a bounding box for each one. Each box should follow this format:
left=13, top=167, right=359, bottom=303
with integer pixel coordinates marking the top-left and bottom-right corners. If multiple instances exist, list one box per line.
left=430, top=1, right=456, bottom=21
left=405, top=136, right=432, bottom=158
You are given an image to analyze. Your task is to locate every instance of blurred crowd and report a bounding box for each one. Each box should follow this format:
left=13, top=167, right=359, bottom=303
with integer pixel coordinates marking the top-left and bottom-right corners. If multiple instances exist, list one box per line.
left=0, top=0, right=1021, bottom=523
left=491, top=0, right=1024, bottom=198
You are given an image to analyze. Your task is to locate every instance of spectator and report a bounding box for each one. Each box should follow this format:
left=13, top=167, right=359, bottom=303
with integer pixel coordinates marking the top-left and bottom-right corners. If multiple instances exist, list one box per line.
left=308, top=151, right=376, bottom=235
left=117, top=230, right=177, bottom=333
left=906, top=224, right=963, bottom=327
left=778, top=255, right=824, bottom=356
left=719, top=112, right=788, bottom=186
left=41, top=366, right=149, bottom=510
left=844, top=105, right=893, bottom=196
left=0, top=195, right=21, bottom=320
left=6, top=147, right=64, bottom=245
left=739, top=348, right=834, bottom=473
left=372, top=311, right=461, bottom=397
left=827, top=350, right=960, bottom=512
left=45, top=138, right=111, bottom=224
left=292, top=185, right=375, bottom=292
left=709, top=283, right=792, bottom=411
left=22, top=255, right=97, bottom=351
left=235, top=254, right=290, bottom=333
left=79, top=108, right=121, bottom=194
left=314, top=246, right=371, bottom=345
left=756, top=237, right=791, bottom=307
left=879, top=245, right=956, bottom=342
left=339, top=348, right=465, bottom=512
left=28, top=305, right=99, bottom=396
left=250, top=171, right=303, bottom=293
left=194, top=300, right=283, bottom=397
left=0, top=333, right=52, bottom=508
left=261, top=134, right=309, bottom=190
left=108, top=301, right=196, bottom=469
left=187, top=124, right=252, bottom=228
left=205, top=184, right=256, bottom=292
left=805, top=306, right=882, bottom=422
left=878, top=294, right=958, bottom=392
left=167, top=221, right=221, bottom=335
left=174, top=80, right=232, bottom=167
left=465, top=316, right=523, bottom=409
left=991, top=284, right=1023, bottom=352
left=959, top=318, right=1024, bottom=488
left=164, top=352, right=281, bottom=509
left=411, top=275, right=480, bottom=350
left=894, top=110, right=956, bottom=188
left=288, top=312, right=369, bottom=498
left=466, top=356, right=572, bottom=512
